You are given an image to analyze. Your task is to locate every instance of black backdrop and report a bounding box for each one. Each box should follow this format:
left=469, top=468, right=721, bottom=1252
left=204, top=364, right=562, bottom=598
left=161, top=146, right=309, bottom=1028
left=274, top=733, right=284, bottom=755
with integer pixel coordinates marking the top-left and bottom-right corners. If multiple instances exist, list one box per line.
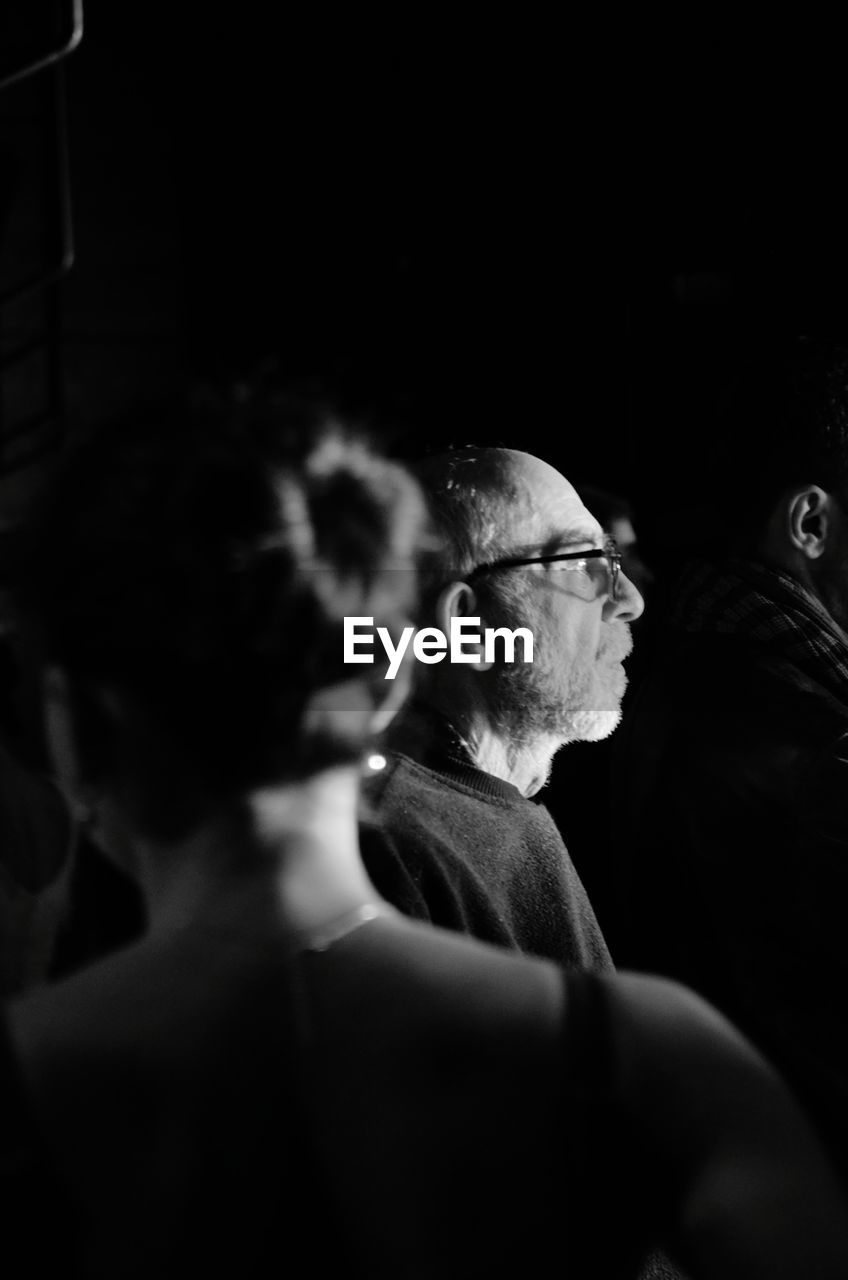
left=50, top=6, right=848, bottom=569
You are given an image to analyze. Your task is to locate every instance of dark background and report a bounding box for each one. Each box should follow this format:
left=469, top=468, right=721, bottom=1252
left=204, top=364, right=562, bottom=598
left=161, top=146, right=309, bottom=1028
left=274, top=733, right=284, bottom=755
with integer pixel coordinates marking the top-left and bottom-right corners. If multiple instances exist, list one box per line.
left=3, top=2, right=847, bottom=936
left=4, top=4, right=848, bottom=576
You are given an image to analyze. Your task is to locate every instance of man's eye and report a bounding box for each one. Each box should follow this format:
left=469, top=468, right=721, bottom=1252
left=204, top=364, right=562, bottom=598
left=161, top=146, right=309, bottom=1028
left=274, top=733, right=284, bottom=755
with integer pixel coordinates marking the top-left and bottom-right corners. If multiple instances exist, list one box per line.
left=549, top=558, right=587, bottom=573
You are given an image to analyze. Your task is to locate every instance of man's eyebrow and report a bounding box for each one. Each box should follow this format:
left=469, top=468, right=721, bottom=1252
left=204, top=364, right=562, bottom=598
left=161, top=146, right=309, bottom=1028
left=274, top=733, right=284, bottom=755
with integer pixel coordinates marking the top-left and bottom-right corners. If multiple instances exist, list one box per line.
left=541, top=526, right=603, bottom=552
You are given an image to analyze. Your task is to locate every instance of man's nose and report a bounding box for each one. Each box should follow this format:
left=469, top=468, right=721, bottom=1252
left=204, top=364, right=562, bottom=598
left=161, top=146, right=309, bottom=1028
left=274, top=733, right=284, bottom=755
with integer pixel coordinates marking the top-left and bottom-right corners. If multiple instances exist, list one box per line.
left=603, top=570, right=645, bottom=623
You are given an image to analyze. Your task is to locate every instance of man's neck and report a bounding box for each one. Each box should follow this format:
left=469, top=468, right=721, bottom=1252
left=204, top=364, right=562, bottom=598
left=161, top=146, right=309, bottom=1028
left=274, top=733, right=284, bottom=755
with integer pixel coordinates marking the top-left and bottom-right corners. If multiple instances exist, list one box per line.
left=387, top=699, right=560, bottom=798
left=464, top=720, right=559, bottom=798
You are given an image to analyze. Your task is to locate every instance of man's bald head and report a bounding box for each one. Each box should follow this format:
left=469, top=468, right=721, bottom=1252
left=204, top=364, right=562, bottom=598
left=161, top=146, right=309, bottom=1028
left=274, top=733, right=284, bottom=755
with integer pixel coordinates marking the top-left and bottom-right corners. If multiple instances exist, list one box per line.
left=412, top=447, right=595, bottom=590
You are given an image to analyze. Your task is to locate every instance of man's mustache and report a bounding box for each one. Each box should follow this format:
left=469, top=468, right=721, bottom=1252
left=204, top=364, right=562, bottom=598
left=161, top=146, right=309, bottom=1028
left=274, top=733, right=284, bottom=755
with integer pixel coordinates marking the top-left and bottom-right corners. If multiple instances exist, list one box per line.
left=598, top=623, right=632, bottom=664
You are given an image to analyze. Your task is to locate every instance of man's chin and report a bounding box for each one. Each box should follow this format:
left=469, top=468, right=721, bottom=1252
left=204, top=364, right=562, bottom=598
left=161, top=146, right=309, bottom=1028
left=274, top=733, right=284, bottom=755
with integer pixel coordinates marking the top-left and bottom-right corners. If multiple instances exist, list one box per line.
left=566, top=707, right=622, bottom=742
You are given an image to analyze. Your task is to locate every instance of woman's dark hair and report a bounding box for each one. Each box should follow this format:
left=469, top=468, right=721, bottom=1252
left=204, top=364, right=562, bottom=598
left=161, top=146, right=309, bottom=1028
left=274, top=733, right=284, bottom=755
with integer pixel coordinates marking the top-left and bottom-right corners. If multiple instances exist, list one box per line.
left=15, top=392, right=426, bottom=793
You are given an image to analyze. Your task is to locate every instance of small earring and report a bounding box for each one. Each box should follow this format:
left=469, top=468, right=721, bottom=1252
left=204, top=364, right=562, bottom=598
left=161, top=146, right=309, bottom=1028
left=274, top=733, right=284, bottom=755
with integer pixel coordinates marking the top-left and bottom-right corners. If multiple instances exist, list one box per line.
left=362, top=751, right=387, bottom=775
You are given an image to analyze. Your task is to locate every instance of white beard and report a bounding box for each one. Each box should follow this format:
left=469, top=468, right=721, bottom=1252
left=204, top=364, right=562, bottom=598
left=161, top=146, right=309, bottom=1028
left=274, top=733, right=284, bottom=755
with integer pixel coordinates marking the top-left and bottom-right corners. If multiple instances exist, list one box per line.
left=488, top=620, right=633, bottom=750
left=564, top=705, right=622, bottom=742
left=499, top=626, right=630, bottom=742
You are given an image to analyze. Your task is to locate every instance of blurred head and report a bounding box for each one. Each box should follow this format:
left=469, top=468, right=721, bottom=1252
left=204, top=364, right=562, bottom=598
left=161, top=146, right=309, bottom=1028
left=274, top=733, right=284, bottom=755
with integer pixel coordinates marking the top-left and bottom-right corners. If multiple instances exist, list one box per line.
left=411, top=447, right=644, bottom=748
left=703, top=339, right=848, bottom=627
left=15, top=395, right=427, bottom=836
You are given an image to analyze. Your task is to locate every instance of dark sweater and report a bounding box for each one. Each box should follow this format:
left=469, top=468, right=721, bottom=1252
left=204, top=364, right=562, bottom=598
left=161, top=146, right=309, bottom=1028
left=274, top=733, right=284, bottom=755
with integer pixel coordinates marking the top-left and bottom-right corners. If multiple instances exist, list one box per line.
left=361, top=751, right=614, bottom=972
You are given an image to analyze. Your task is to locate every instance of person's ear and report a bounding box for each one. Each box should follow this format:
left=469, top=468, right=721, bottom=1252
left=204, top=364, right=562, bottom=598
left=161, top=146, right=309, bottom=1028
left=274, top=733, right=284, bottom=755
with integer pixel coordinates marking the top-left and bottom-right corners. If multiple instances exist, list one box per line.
left=302, top=679, right=372, bottom=747
left=434, top=581, right=493, bottom=672
left=785, top=485, right=833, bottom=559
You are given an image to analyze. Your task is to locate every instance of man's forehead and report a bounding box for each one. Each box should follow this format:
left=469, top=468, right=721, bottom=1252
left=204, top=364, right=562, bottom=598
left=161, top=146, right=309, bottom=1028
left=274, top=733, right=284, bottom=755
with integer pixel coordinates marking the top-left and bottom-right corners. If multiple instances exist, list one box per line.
left=499, top=451, right=603, bottom=545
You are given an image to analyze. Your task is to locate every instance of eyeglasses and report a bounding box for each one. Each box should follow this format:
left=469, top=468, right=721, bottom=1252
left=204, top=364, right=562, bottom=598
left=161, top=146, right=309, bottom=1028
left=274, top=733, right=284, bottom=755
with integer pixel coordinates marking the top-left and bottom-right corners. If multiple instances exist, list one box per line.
left=468, top=536, right=622, bottom=602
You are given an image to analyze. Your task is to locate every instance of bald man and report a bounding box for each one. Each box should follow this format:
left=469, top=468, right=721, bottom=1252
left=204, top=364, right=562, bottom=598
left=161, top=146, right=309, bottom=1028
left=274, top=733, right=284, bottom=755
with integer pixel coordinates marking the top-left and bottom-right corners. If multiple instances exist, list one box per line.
left=360, top=446, right=644, bottom=969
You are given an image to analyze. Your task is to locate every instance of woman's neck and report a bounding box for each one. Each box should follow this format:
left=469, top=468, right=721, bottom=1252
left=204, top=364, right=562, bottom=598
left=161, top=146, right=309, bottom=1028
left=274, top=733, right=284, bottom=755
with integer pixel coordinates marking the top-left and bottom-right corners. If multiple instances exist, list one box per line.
left=133, top=766, right=379, bottom=937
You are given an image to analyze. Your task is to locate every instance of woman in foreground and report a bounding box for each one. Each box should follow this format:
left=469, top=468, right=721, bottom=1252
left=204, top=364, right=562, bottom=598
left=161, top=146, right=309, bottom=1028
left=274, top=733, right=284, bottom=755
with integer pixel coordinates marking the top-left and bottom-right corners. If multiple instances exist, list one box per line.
left=3, top=398, right=847, bottom=1279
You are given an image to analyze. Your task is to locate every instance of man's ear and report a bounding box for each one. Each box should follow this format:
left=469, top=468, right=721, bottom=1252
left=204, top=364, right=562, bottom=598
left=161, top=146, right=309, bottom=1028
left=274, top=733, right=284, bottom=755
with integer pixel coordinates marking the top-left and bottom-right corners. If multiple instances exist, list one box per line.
left=785, top=485, right=833, bottom=559
left=434, top=581, right=493, bottom=672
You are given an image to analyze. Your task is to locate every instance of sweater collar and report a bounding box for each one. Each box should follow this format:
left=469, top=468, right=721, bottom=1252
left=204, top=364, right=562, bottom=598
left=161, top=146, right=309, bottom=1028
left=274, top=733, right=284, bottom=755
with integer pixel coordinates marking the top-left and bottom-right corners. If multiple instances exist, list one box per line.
left=398, top=750, right=525, bottom=804
left=383, top=703, right=527, bottom=804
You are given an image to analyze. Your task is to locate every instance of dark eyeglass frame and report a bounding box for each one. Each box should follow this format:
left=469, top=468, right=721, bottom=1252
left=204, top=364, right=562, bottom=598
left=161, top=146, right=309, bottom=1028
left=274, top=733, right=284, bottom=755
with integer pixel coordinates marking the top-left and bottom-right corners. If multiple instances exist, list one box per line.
left=468, top=536, right=622, bottom=601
